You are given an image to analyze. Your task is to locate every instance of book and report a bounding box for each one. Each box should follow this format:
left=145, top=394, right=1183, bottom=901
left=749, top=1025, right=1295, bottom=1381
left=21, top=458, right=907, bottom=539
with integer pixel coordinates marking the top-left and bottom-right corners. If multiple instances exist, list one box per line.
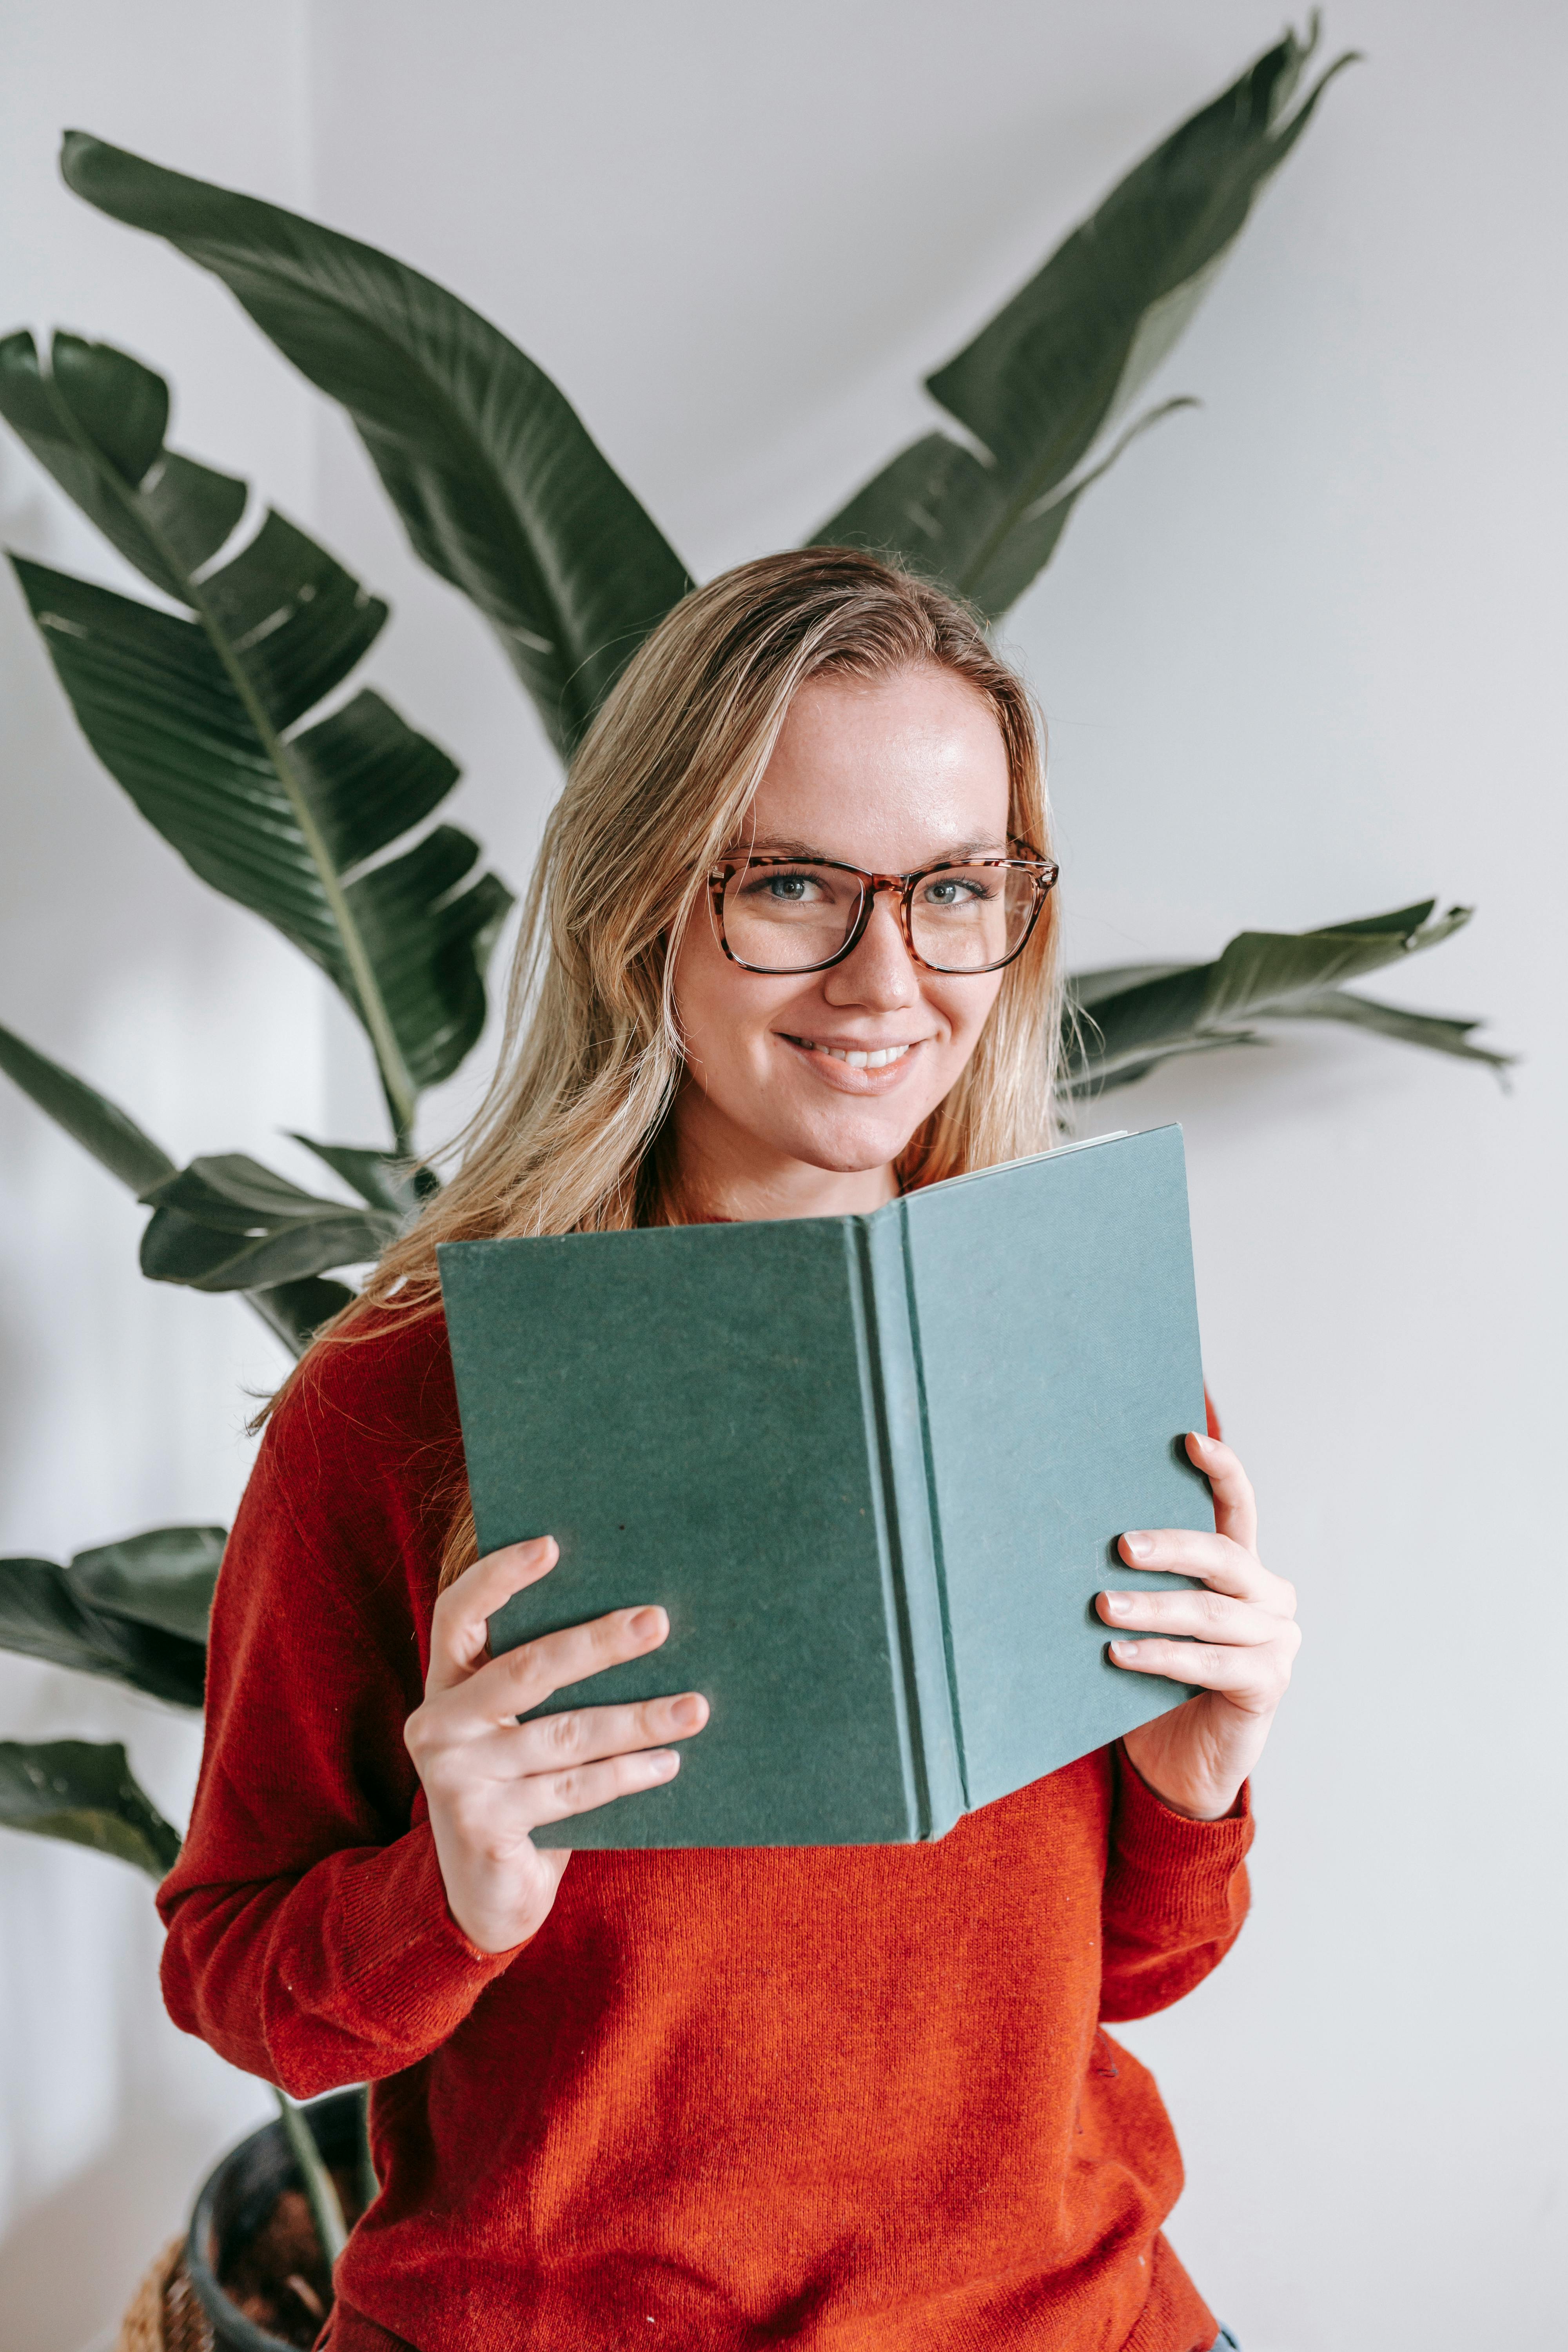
left=437, top=1123, right=1210, bottom=1849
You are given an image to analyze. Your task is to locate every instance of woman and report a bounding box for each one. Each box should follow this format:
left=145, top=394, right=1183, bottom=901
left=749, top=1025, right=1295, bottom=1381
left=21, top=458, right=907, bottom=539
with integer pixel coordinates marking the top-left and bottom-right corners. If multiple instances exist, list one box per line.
left=162, top=550, right=1299, bottom=2351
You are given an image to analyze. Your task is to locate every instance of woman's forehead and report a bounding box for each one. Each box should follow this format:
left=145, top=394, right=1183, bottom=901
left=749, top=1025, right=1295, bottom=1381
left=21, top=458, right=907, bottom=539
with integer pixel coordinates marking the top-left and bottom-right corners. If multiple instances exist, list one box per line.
left=749, top=668, right=1011, bottom=862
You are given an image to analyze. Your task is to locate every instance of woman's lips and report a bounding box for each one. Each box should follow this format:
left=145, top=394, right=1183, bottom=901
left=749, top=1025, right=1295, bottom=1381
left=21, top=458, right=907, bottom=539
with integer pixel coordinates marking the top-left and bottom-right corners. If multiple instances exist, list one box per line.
left=777, top=1034, right=927, bottom=1092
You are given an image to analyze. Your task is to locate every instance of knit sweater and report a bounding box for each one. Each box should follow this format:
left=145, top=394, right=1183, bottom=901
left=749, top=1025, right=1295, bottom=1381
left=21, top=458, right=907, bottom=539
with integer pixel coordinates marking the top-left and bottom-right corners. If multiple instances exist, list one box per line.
left=158, top=1307, right=1254, bottom=2352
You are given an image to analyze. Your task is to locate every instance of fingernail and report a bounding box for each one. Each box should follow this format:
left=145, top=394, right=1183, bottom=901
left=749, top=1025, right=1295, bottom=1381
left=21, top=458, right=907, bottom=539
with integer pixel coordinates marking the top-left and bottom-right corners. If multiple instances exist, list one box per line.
left=628, top=1606, right=664, bottom=1641
left=669, top=1693, right=703, bottom=1729
left=1189, top=1429, right=1212, bottom=1452
left=649, top=1750, right=680, bottom=1778
left=1112, top=1639, right=1142, bottom=1661
left=1123, top=1533, right=1154, bottom=1561
left=1103, top=1592, right=1133, bottom=1617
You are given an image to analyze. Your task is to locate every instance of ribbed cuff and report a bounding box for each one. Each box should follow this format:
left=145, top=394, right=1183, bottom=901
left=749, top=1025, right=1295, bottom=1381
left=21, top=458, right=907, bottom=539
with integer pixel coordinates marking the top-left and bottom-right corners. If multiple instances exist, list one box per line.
left=323, top=1822, right=525, bottom=2055
left=1111, top=1743, right=1254, bottom=1918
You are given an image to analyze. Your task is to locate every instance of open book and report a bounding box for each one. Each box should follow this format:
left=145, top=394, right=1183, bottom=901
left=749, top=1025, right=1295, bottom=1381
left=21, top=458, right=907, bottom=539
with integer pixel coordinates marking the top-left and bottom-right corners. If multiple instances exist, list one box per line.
left=438, top=1123, right=1209, bottom=1849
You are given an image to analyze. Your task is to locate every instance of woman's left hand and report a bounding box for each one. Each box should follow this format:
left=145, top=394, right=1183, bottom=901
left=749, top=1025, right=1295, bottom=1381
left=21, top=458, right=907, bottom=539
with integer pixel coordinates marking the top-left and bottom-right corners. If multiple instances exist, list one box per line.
left=1098, top=1429, right=1299, bottom=1822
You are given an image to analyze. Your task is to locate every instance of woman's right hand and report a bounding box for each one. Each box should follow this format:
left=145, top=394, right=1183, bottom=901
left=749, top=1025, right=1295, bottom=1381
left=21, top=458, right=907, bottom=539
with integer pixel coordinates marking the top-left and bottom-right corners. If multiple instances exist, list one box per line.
left=405, top=1537, right=708, bottom=1953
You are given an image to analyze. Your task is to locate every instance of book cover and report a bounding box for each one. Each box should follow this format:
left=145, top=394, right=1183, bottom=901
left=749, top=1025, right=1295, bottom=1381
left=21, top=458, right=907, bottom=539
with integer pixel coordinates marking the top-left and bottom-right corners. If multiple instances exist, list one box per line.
left=437, top=1123, right=1210, bottom=1848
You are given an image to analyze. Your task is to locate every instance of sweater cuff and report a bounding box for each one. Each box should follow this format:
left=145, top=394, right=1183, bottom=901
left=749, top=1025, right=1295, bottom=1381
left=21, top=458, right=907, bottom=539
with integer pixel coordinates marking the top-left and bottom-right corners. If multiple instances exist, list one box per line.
left=1111, top=1742, right=1254, bottom=1909
left=321, top=1822, right=524, bottom=2054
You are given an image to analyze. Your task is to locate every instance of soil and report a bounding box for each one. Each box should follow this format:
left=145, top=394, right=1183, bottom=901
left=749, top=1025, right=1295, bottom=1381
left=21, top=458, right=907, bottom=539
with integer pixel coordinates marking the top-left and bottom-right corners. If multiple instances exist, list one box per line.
left=218, top=2162, right=365, bottom=2348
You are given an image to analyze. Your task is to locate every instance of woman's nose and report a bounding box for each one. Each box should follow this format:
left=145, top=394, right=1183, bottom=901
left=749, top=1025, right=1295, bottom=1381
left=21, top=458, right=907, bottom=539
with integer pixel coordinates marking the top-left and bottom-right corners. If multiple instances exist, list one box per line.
left=822, top=893, right=921, bottom=1008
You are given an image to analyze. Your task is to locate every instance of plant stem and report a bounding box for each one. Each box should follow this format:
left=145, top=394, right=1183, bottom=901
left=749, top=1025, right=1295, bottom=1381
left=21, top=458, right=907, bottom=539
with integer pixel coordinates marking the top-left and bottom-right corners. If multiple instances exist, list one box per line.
left=356, top=2083, right=379, bottom=2216
left=275, top=2087, right=348, bottom=2265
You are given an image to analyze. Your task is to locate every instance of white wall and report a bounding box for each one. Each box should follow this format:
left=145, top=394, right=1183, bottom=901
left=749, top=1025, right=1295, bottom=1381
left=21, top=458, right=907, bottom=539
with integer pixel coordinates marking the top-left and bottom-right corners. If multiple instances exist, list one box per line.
left=3, top=4, right=1563, bottom=2347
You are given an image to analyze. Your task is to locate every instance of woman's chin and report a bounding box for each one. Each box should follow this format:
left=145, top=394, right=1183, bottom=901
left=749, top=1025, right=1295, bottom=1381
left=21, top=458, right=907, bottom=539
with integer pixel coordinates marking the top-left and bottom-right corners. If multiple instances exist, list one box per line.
left=779, top=1103, right=932, bottom=1177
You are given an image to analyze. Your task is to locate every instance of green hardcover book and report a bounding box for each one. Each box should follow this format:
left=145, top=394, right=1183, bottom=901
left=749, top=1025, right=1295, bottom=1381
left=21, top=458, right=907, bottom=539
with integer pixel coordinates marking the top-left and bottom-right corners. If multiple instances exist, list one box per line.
left=437, top=1123, right=1210, bottom=1849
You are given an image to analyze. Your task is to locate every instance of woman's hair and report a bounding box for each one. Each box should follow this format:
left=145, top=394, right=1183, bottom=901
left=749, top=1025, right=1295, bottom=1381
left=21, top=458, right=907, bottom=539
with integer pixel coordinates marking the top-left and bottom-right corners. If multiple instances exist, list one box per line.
left=280, top=548, right=1062, bottom=1584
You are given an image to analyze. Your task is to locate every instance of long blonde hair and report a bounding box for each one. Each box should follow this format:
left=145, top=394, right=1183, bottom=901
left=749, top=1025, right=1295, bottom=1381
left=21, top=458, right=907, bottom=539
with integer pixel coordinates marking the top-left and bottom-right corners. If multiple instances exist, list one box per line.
left=286, top=549, right=1062, bottom=1584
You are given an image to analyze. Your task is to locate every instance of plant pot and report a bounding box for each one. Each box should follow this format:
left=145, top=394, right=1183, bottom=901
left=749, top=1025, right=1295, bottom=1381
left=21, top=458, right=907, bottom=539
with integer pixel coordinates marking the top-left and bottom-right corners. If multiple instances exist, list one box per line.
left=185, top=2089, right=364, bottom=2350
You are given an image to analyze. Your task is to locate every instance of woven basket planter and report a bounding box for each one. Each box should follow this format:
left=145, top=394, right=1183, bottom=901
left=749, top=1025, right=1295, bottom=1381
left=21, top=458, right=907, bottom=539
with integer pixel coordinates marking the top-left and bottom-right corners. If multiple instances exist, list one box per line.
left=115, top=2092, right=362, bottom=2351
left=116, top=2238, right=214, bottom=2352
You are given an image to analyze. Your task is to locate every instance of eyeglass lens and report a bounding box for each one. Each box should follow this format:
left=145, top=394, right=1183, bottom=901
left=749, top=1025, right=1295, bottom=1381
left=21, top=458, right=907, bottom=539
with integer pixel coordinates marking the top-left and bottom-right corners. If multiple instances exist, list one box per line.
left=720, top=860, right=1040, bottom=974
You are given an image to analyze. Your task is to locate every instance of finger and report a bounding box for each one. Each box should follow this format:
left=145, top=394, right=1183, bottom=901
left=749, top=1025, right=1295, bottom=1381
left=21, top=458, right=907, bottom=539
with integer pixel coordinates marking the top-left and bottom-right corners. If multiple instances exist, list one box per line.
left=517, top=1745, right=684, bottom=1830
left=1185, top=1430, right=1258, bottom=1552
left=1098, top=1587, right=1282, bottom=1644
left=484, top=1691, right=709, bottom=1778
left=1108, top=1630, right=1298, bottom=1709
left=1117, top=1527, right=1289, bottom=1610
left=479, top=1603, right=671, bottom=1721
left=427, top=1537, right=559, bottom=1692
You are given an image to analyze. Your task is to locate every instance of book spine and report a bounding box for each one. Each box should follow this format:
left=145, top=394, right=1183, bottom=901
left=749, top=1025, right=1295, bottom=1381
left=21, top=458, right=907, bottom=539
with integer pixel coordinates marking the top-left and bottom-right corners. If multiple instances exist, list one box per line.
left=848, top=1213, right=967, bottom=1839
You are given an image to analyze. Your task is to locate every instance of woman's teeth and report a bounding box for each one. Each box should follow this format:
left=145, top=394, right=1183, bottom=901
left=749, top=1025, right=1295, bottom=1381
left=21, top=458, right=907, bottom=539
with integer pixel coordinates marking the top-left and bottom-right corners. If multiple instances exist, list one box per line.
left=804, top=1041, right=911, bottom=1069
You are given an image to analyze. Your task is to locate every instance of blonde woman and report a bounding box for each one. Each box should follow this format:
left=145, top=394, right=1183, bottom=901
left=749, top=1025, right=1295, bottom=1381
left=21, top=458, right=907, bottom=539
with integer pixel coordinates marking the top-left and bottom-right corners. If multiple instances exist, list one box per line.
left=162, top=551, right=1298, bottom=2352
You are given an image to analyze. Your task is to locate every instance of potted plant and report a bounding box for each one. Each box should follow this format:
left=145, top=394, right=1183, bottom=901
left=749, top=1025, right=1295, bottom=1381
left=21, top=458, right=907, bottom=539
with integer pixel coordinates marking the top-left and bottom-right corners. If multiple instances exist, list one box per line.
left=0, top=23, right=1507, bottom=2345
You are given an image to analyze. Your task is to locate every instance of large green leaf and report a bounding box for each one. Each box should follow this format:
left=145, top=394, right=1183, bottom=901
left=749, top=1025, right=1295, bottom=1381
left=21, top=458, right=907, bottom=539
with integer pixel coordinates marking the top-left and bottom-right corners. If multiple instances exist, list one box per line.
left=246, top=1273, right=358, bottom=1355
left=67, top=1525, right=225, bottom=1643
left=0, top=1739, right=181, bottom=1878
left=290, top=1134, right=426, bottom=1218
left=0, top=332, right=512, bottom=1142
left=0, top=1556, right=205, bottom=1706
left=1063, top=901, right=1513, bottom=1095
left=813, top=20, right=1355, bottom=615
left=58, top=134, right=693, bottom=757
left=140, top=1153, right=400, bottom=1292
left=0, top=1018, right=358, bottom=1354
left=0, top=1017, right=174, bottom=1195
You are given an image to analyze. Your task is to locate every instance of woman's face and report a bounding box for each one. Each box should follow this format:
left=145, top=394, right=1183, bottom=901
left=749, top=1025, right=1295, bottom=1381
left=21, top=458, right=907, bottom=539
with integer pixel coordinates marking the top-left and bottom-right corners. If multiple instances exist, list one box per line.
left=670, top=664, right=1013, bottom=1210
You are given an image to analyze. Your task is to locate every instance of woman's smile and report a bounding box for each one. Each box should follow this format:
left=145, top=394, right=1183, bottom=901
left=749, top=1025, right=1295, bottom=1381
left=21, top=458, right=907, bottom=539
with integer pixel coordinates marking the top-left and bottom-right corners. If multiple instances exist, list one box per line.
left=776, top=1030, right=929, bottom=1087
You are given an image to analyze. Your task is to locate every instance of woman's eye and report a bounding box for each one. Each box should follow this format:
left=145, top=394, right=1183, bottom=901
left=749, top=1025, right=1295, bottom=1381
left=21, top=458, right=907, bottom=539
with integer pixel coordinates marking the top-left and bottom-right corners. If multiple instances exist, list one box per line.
left=920, top=874, right=990, bottom=909
left=738, top=867, right=835, bottom=907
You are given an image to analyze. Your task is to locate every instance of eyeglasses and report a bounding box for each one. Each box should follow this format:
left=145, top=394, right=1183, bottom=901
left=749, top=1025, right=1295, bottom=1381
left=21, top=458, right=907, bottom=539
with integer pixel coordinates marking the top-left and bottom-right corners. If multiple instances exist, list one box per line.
left=708, top=844, right=1059, bottom=977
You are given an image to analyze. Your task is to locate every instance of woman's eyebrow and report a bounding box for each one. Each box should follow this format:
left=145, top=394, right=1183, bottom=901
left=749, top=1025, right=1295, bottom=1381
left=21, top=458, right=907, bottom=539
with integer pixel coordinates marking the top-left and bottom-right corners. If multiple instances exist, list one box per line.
left=736, top=835, right=1010, bottom=862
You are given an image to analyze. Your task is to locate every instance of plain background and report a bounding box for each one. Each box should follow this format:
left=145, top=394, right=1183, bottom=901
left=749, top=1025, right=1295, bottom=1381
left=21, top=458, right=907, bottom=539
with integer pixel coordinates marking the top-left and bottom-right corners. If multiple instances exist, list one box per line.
left=2, top=4, right=1564, bottom=2347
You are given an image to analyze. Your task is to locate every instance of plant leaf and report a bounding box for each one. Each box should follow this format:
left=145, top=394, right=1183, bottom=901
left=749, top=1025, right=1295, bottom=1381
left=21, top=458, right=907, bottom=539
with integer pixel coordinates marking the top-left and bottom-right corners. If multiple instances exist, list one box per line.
left=1279, top=988, right=1515, bottom=1073
left=813, top=21, right=1355, bottom=615
left=139, top=1153, right=399, bottom=1291
left=67, top=1525, right=225, bottom=1643
left=59, top=134, right=693, bottom=756
left=0, top=1739, right=181, bottom=1878
left=0, top=327, right=246, bottom=597
left=0, top=1030, right=364, bottom=1364
left=0, top=1017, right=174, bottom=1195
left=0, top=333, right=512, bottom=1139
left=246, top=1274, right=357, bottom=1356
left=0, top=1021, right=359, bottom=1353
left=290, top=1134, right=424, bottom=1217
left=1063, top=901, right=1507, bottom=1095
left=0, top=1556, right=205, bottom=1707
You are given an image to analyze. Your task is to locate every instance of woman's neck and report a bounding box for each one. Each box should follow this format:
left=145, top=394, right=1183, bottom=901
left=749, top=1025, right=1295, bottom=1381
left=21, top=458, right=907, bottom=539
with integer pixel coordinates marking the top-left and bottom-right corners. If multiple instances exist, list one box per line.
left=668, top=1089, right=899, bottom=1225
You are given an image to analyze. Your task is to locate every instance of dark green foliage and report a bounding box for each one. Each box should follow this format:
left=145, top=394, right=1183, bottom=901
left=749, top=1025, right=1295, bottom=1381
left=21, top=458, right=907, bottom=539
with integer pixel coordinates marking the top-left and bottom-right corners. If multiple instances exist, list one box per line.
left=0, top=1549, right=208, bottom=1708
left=140, top=1154, right=401, bottom=1292
left=0, top=331, right=511, bottom=1142
left=69, top=1525, right=225, bottom=1644
left=0, top=1017, right=174, bottom=1196
left=812, top=22, right=1357, bottom=615
left=0, top=1021, right=376, bottom=1349
left=1065, top=902, right=1513, bottom=1095
left=59, top=132, right=693, bottom=759
left=0, top=1739, right=182, bottom=1878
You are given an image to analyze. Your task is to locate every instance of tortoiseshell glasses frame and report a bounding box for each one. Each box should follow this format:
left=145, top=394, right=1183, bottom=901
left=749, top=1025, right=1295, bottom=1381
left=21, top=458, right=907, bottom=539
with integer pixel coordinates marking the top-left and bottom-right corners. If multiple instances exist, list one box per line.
left=706, top=843, right=1060, bottom=977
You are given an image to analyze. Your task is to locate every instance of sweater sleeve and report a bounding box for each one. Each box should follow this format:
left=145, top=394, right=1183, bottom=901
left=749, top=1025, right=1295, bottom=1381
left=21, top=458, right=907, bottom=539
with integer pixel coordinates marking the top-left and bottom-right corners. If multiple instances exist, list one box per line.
left=157, top=1322, right=521, bottom=2097
left=1098, top=1740, right=1254, bottom=2024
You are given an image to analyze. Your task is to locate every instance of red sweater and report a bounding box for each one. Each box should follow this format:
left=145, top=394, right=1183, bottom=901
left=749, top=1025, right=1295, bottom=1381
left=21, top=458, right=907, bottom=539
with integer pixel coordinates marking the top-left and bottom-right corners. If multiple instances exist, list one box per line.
left=159, top=1308, right=1253, bottom=2352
